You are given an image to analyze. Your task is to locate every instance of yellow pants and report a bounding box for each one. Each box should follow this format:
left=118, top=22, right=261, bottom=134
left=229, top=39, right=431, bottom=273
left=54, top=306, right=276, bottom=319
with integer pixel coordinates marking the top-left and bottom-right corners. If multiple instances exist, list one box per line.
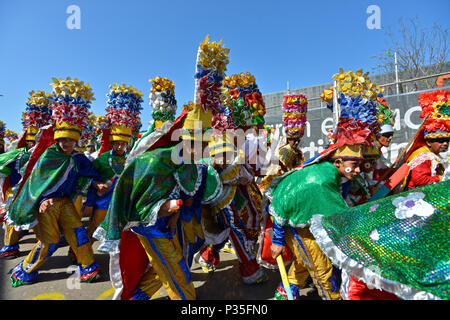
left=21, top=197, right=95, bottom=274
left=135, top=233, right=196, bottom=300
left=73, top=194, right=83, bottom=220
left=3, top=222, right=21, bottom=247
left=1, top=187, right=21, bottom=251
left=285, top=227, right=341, bottom=300
left=87, top=209, right=107, bottom=242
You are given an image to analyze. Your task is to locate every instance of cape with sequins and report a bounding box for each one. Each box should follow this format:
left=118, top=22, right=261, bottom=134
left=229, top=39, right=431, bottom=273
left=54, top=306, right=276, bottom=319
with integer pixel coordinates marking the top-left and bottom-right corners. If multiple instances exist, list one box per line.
left=310, top=180, right=449, bottom=300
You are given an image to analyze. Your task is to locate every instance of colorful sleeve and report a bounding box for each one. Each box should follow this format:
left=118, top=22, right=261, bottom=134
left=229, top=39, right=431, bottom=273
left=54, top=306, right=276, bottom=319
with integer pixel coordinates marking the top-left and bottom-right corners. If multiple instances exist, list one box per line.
left=75, top=154, right=102, bottom=182
left=409, top=160, right=440, bottom=188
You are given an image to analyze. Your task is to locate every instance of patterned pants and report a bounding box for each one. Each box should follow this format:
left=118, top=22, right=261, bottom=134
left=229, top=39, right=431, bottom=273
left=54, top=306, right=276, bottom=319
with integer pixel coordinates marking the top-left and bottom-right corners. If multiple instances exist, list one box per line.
left=1, top=222, right=21, bottom=255
left=217, top=204, right=264, bottom=284
left=134, top=233, right=196, bottom=300
left=13, top=197, right=97, bottom=281
left=285, top=227, right=341, bottom=300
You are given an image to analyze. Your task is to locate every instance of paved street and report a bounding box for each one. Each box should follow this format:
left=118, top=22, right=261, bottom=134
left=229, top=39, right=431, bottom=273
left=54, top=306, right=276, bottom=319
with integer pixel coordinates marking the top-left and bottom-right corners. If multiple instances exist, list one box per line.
left=0, top=219, right=320, bottom=300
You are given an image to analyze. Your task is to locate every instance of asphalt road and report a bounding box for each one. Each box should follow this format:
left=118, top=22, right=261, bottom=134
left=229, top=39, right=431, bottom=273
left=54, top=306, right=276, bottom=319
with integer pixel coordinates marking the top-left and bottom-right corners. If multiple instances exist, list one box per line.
left=0, top=219, right=320, bottom=301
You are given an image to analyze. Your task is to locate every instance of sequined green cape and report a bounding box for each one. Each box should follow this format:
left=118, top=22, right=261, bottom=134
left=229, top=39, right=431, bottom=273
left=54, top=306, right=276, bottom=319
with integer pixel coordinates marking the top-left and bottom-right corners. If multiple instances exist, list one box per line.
left=310, top=180, right=449, bottom=300
left=267, top=161, right=348, bottom=227
left=7, top=144, right=80, bottom=230
left=94, top=145, right=222, bottom=253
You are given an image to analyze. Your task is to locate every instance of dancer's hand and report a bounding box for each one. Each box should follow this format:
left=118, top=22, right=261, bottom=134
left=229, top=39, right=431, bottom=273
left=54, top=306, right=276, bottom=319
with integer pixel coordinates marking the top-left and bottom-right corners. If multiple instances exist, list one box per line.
left=39, top=198, right=55, bottom=214
left=271, top=243, right=285, bottom=260
left=159, top=200, right=179, bottom=217
left=93, top=182, right=109, bottom=195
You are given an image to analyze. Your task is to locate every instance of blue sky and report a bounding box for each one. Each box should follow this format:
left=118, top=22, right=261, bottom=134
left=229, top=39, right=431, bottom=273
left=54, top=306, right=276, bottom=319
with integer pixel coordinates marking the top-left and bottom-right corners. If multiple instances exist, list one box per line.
left=1, top=0, right=449, bottom=132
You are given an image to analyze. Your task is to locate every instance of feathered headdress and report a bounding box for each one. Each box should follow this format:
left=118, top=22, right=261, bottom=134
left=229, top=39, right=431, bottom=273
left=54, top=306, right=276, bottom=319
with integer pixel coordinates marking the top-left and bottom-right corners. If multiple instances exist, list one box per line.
left=418, top=89, right=450, bottom=139
left=148, top=76, right=177, bottom=128
left=49, top=77, right=95, bottom=141
left=321, top=69, right=382, bottom=160
left=105, top=83, right=143, bottom=143
left=181, top=35, right=230, bottom=141
left=376, top=94, right=396, bottom=134
left=22, top=90, right=53, bottom=141
left=222, top=72, right=266, bottom=128
left=283, top=94, right=308, bottom=139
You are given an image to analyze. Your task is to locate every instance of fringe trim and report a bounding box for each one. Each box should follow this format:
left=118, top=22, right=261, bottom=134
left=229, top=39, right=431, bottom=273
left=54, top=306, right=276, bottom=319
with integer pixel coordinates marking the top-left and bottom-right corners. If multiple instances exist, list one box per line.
left=309, top=214, right=442, bottom=300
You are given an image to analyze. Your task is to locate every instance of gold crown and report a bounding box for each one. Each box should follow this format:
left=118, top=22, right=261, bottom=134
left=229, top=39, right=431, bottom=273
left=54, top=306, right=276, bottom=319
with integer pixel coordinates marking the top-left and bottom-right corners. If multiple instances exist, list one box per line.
left=25, top=126, right=39, bottom=141
left=209, top=132, right=236, bottom=157
left=54, top=122, right=82, bottom=141
left=109, top=124, right=132, bottom=143
left=331, top=144, right=364, bottom=160
left=180, top=104, right=213, bottom=141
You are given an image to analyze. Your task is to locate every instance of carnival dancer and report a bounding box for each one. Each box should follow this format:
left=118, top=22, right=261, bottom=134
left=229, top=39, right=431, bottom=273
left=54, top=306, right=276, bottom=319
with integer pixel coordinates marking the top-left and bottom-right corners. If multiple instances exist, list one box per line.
left=0, top=90, right=52, bottom=258
left=194, top=72, right=269, bottom=284
left=268, top=69, right=381, bottom=300
left=7, top=77, right=108, bottom=287
left=369, top=94, right=396, bottom=188
left=278, top=94, right=307, bottom=171
left=93, top=36, right=227, bottom=300
left=84, top=83, right=143, bottom=242
left=400, top=90, right=449, bottom=191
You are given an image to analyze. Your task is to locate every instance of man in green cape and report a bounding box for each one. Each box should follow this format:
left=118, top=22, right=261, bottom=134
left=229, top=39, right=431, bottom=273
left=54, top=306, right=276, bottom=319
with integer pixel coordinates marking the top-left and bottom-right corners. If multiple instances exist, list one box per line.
left=8, top=77, right=109, bottom=287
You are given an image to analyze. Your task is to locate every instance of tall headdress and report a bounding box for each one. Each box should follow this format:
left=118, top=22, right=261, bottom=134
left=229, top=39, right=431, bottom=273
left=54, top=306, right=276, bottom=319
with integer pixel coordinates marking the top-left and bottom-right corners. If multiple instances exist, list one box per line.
left=148, top=77, right=177, bottom=129
left=222, top=72, right=266, bottom=128
left=49, top=77, right=95, bottom=141
left=181, top=35, right=230, bottom=141
left=418, top=89, right=450, bottom=139
left=376, top=94, right=396, bottom=135
left=22, top=90, right=53, bottom=141
left=321, top=68, right=382, bottom=160
left=0, top=121, right=5, bottom=147
left=282, top=94, right=308, bottom=139
left=105, top=83, right=143, bottom=144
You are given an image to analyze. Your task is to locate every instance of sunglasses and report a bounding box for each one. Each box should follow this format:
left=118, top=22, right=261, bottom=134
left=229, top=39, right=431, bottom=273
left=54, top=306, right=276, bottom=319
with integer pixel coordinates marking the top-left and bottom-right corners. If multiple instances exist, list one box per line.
left=381, top=132, right=394, bottom=138
left=428, top=137, right=449, bottom=144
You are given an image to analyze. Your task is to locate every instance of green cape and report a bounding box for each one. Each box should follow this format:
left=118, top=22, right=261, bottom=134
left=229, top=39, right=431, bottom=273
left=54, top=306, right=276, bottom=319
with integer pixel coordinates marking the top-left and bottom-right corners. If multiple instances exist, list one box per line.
left=7, top=144, right=79, bottom=230
left=267, top=161, right=348, bottom=227
left=93, top=150, right=126, bottom=182
left=0, top=147, right=29, bottom=178
left=95, top=145, right=222, bottom=252
left=310, top=180, right=449, bottom=300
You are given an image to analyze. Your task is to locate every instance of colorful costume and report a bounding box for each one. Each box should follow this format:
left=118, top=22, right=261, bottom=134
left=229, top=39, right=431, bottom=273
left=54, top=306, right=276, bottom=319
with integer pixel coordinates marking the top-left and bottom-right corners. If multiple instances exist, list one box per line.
left=278, top=94, right=307, bottom=170
left=85, top=83, right=143, bottom=241
left=400, top=90, right=449, bottom=191
left=195, top=72, right=268, bottom=284
left=371, top=94, right=396, bottom=185
left=8, top=77, right=102, bottom=286
left=1, top=90, right=52, bottom=258
left=93, top=36, right=228, bottom=300
left=267, top=69, right=381, bottom=300
left=310, top=180, right=449, bottom=300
